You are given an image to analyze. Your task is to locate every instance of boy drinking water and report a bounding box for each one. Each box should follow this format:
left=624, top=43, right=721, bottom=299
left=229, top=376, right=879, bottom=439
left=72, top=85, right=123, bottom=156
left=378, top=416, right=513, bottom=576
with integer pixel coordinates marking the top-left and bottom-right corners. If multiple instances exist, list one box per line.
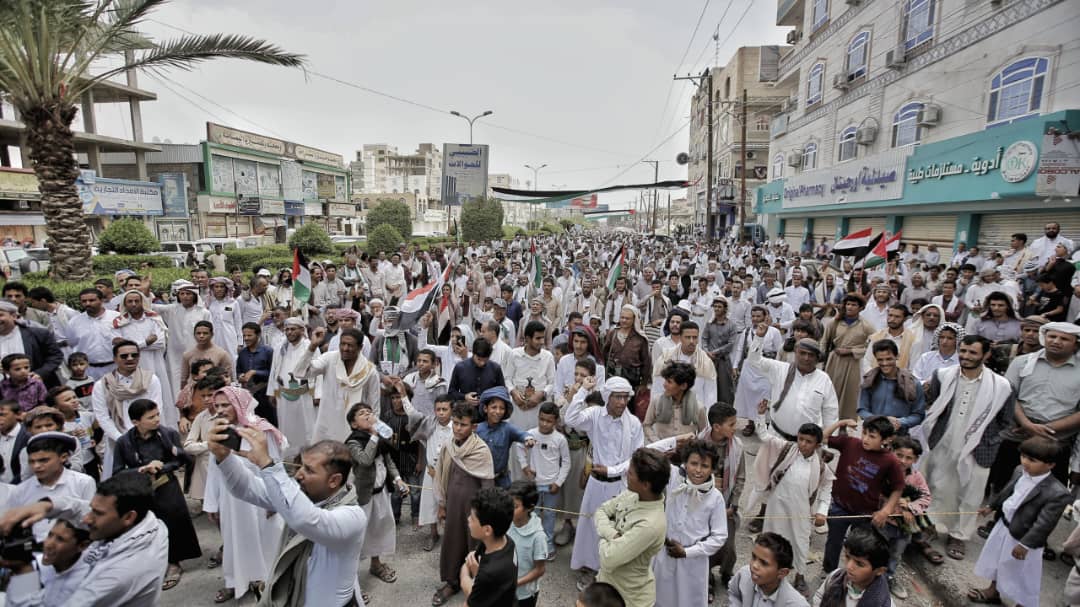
left=507, top=481, right=549, bottom=607
left=517, top=401, right=570, bottom=558
left=728, top=532, right=809, bottom=607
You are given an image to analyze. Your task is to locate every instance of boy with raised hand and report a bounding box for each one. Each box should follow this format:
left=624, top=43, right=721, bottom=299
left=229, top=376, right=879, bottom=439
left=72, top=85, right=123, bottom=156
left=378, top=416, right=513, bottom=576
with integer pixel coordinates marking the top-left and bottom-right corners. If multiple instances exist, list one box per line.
left=594, top=447, right=669, bottom=607
left=459, top=486, right=519, bottom=607
left=728, top=532, right=809, bottom=607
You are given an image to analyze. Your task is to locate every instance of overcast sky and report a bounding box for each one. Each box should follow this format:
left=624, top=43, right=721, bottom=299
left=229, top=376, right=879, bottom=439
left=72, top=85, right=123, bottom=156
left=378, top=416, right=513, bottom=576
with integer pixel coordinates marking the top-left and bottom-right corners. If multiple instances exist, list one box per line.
left=92, top=0, right=787, bottom=208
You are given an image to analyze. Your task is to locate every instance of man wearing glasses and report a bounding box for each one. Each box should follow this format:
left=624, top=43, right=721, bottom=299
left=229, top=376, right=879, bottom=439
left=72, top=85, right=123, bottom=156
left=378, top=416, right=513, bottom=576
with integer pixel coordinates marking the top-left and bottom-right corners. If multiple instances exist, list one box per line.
left=90, top=340, right=163, bottom=480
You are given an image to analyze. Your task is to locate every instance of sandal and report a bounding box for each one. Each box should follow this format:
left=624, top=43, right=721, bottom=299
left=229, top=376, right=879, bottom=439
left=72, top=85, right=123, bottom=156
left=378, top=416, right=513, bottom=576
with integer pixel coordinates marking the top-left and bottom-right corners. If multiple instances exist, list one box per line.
left=162, top=565, right=183, bottom=591
left=214, top=588, right=235, bottom=604
left=362, top=591, right=371, bottom=604
left=967, top=588, right=1002, bottom=604
left=431, top=584, right=456, bottom=606
left=946, top=536, right=966, bottom=560
left=370, top=562, right=397, bottom=583
left=208, top=547, right=223, bottom=569
left=916, top=539, right=945, bottom=565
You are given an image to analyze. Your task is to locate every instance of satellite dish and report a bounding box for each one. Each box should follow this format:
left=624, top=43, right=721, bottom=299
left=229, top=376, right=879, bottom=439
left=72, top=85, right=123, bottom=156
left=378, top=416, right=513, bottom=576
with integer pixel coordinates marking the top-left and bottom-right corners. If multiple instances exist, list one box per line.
left=676, top=152, right=690, bottom=165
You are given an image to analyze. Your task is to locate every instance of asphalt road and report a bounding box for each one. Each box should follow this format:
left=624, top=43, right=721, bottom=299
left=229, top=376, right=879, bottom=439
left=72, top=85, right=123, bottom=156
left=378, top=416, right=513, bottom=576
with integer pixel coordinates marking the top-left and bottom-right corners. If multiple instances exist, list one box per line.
left=161, top=430, right=955, bottom=606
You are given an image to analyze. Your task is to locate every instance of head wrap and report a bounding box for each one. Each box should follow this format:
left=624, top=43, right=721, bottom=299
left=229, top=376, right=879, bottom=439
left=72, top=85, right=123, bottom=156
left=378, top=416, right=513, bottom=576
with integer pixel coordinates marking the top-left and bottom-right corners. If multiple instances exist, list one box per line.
left=794, top=338, right=823, bottom=358
left=369, top=298, right=384, bottom=308
left=766, top=287, right=786, bottom=303
left=933, top=322, right=966, bottom=350
left=1022, top=260, right=1041, bottom=273
left=620, top=304, right=646, bottom=337
left=335, top=308, right=360, bottom=321
left=1040, top=321, right=1080, bottom=346
left=214, top=386, right=287, bottom=447
left=0, top=300, right=17, bottom=314
left=1020, top=315, right=1049, bottom=328
left=601, top=376, right=633, bottom=401
left=283, top=317, right=306, bottom=328
left=382, top=306, right=402, bottom=337
left=478, top=386, right=513, bottom=421
left=27, top=430, right=77, bottom=453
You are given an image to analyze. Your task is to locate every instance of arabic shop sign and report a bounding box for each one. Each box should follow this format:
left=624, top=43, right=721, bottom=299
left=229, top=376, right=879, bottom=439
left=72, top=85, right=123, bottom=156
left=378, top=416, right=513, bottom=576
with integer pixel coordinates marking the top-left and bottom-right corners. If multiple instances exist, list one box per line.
left=781, top=150, right=907, bottom=208
left=906, top=142, right=1037, bottom=185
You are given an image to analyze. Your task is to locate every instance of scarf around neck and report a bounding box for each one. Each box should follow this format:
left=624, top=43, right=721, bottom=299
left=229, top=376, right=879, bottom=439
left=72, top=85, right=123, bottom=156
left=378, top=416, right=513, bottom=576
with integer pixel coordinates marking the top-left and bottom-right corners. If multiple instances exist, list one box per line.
left=652, top=389, right=701, bottom=427
left=860, top=366, right=918, bottom=404
left=335, top=354, right=376, bottom=412
left=103, top=368, right=153, bottom=430
left=436, top=432, right=494, bottom=498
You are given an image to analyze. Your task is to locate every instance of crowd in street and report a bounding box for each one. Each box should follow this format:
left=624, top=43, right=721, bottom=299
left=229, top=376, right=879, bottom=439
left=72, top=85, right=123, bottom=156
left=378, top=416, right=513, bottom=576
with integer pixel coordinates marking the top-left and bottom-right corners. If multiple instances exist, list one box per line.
left=0, top=221, right=1078, bottom=607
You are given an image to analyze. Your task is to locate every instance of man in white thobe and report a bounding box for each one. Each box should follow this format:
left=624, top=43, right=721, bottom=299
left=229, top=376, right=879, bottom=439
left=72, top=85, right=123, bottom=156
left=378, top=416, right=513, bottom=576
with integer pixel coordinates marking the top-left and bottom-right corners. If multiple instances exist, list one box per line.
left=91, top=341, right=162, bottom=479
left=110, top=290, right=174, bottom=429
left=206, top=277, right=243, bottom=357
left=293, top=327, right=381, bottom=443
left=651, top=321, right=717, bottom=412
left=154, top=281, right=210, bottom=403
left=268, top=318, right=318, bottom=458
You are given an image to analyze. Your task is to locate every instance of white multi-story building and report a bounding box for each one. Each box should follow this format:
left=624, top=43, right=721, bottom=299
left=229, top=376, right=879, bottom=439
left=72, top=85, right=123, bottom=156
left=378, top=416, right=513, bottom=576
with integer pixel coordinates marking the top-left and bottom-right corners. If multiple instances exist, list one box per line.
left=489, top=172, right=530, bottom=226
left=355, top=143, right=443, bottom=216
left=758, top=0, right=1079, bottom=258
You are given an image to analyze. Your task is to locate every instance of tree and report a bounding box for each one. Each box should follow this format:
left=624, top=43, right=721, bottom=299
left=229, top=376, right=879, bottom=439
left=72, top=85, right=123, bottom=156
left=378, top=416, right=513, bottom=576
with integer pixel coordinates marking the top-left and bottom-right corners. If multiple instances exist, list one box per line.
left=287, top=223, right=334, bottom=257
left=367, top=223, right=402, bottom=257
left=366, top=199, right=411, bottom=241
left=460, top=197, right=504, bottom=242
left=96, top=217, right=159, bottom=254
left=0, top=0, right=304, bottom=279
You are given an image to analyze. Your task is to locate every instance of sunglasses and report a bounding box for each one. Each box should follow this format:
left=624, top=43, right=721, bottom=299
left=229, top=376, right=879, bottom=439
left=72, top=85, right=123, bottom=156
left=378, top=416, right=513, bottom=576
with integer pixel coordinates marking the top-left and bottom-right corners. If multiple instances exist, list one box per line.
left=118, top=353, right=140, bottom=360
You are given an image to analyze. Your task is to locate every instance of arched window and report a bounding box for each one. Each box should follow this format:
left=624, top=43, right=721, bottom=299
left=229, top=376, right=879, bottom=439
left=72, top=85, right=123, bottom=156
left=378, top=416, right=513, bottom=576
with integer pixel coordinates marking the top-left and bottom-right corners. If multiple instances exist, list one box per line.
left=803, top=142, right=818, bottom=170
left=987, top=57, right=1048, bottom=126
left=903, top=0, right=934, bottom=51
left=807, top=63, right=825, bottom=106
left=724, top=77, right=731, bottom=99
left=812, top=0, right=829, bottom=31
left=846, top=31, right=870, bottom=80
left=772, top=153, right=785, bottom=179
left=838, top=127, right=858, bottom=162
left=892, top=102, right=924, bottom=147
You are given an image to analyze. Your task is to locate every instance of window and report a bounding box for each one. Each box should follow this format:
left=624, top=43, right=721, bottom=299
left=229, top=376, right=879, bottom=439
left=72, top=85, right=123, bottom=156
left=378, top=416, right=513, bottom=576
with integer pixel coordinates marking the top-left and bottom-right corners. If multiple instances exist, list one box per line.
left=772, top=153, right=785, bottom=179
left=812, top=0, right=829, bottom=31
left=838, top=127, right=858, bottom=162
left=756, top=115, right=770, bottom=131
left=807, top=63, right=825, bottom=106
left=987, top=57, right=1048, bottom=126
left=803, top=142, right=818, bottom=170
left=846, top=32, right=870, bottom=80
left=903, top=0, right=934, bottom=51
left=892, top=102, right=924, bottom=147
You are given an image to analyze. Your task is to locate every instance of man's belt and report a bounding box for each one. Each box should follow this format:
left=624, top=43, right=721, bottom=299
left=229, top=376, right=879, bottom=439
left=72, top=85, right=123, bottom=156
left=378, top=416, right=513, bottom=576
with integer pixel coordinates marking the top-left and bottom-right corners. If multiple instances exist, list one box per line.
left=591, top=472, right=622, bottom=483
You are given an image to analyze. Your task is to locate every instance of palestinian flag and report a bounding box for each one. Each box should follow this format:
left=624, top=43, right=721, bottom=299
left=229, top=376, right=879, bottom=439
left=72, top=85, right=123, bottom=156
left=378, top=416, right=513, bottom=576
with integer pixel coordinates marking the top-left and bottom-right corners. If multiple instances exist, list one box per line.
left=856, top=233, right=887, bottom=269
left=292, top=249, right=312, bottom=304
left=399, top=252, right=457, bottom=331
left=528, top=239, right=542, bottom=291
left=607, top=244, right=626, bottom=292
left=831, top=227, right=874, bottom=257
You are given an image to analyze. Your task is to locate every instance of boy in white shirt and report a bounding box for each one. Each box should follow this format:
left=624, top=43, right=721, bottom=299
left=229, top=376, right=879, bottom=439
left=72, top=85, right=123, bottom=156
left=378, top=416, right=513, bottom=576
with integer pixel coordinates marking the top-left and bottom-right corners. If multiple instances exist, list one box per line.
left=519, top=401, right=570, bottom=558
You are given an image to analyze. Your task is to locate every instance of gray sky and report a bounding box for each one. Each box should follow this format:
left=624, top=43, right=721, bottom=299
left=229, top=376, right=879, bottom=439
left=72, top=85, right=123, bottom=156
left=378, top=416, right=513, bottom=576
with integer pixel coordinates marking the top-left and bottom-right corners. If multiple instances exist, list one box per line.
left=96, top=0, right=787, bottom=208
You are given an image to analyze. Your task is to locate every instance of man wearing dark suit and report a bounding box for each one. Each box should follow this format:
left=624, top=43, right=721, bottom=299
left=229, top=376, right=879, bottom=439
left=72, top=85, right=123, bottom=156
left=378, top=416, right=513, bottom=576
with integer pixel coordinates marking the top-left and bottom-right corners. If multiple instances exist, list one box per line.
left=0, top=402, right=30, bottom=483
left=0, top=301, right=64, bottom=387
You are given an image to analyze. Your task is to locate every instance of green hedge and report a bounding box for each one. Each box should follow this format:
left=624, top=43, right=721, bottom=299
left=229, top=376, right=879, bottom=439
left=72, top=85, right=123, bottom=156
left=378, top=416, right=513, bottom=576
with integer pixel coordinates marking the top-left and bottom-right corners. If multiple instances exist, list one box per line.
left=223, top=246, right=291, bottom=272
left=17, top=267, right=199, bottom=308
left=92, top=254, right=179, bottom=274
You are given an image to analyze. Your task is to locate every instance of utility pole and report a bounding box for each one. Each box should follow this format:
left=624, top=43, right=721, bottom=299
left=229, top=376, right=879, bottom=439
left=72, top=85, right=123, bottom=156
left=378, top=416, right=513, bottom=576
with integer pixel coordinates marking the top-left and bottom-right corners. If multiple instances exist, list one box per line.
left=675, top=69, right=713, bottom=240
left=642, top=160, right=659, bottom=233
left=739, top=88, right=748, bottom=242
left=666, top=192, right=671, bottom=235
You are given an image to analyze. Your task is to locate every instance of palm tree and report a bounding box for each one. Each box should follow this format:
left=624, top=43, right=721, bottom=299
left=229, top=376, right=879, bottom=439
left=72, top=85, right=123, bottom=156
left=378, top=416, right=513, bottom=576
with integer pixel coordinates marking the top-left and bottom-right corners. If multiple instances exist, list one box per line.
left=0, top=0, right=305, bottom=279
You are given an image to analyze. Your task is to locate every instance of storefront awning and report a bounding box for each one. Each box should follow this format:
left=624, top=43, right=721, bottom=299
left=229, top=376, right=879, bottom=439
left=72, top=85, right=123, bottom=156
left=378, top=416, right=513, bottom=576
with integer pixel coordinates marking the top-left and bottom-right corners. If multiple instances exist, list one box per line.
left=255, top=217, right=285, bottom=228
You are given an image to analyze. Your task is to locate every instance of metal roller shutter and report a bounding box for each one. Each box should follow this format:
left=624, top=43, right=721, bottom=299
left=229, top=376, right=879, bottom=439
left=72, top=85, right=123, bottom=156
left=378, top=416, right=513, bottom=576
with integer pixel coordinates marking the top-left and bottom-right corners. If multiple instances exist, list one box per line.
left=812, top=217, right=838, bottom=242
left=848, top=216, right=886, bottom=234
left=978, top=211, right=1080, bottom=254
left=902, top=215, right=956, bottom=264
left=783, top=218, right=805, bottom=241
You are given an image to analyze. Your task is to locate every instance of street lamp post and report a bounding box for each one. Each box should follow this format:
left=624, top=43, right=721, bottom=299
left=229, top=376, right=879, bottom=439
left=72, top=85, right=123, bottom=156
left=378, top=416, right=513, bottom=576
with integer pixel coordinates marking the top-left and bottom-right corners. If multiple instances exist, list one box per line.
left=525, top=163, right=547, bottom=226
left=450, top=110, right=494, bottom=145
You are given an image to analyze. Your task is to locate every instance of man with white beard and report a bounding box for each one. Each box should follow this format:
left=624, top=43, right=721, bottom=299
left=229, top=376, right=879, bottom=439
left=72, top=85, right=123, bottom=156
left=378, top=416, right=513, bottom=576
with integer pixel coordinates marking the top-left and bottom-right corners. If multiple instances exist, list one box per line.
left=154, top=281, right=210, bottom=403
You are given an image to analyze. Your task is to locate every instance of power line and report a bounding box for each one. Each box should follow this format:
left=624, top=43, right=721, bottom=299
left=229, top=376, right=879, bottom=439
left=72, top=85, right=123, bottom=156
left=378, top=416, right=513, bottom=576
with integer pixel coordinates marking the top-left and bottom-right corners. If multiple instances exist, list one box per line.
left=150, top=71, right=291, bottom=139
left=599, top=119, right=692, bottom=187
left=652, top=0, right=715, bottom=146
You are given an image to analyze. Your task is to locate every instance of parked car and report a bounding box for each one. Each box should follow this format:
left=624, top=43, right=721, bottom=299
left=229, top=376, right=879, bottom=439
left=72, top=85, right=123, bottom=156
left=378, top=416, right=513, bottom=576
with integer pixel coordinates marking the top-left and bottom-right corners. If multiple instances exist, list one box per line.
left=25, top=248, right=51, bottom=274
left=331, top=235, right=366, bottom=244
left=0, top=247, right=42, bottom=279
left=159, top=241, right=204, bottom=265
left=194, top=237, right=260, bottom=251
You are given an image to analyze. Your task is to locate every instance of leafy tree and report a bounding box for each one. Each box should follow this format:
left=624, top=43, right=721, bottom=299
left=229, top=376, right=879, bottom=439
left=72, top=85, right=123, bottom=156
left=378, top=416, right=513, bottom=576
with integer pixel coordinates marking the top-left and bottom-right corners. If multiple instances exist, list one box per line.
left=461, top=197, right=504, bottom=242
left=96, top=218, right=160, bottom=254
left=287, top=223, right=334, bottom=257
left=367, top=223, right=402, bottom=257
left=366, top=199, right=412, bottom=241
left=0, top=0, right=304, bottom=279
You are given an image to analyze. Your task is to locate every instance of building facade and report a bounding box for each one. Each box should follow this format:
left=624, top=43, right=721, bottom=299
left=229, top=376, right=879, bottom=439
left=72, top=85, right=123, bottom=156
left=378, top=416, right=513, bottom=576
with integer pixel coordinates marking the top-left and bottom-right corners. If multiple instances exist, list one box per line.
left=356, top=143, right=442, bottom=211
left=689, top=46, right=795, bottom=239
left=756, top=0, right=1079, bottom=258
left=489, top=173, right=529, bottom=226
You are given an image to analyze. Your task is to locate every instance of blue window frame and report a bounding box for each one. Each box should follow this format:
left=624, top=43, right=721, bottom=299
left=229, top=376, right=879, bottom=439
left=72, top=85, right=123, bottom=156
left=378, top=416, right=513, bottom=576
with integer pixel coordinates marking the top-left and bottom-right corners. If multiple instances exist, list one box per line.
left=904, top=0, right=934, bottom=51
left=807, top=63, right=825, bottom=106
left=892, top=102, right=924, bottom=147
left=987, top=57, right=1048, bottom=126
left=847, top=32, right=870, bottom=79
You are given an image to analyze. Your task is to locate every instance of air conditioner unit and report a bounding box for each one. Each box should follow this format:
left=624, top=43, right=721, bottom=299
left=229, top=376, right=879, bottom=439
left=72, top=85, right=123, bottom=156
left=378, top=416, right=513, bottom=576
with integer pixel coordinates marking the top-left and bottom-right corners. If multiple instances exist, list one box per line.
left=745, top=151, right=757, bottom=160
left=856, top=125, right=878, bottom=145
left=785, top=30, right=802, bottom=45
left=16, top=200, right=30, bottom=210
left=886, top=46, right=907, bottom=69
left=832, top=74, right=851, bottom=90
left=917, top=104, right=942, bottom=126
left=787, top=153, right=803, bottom=168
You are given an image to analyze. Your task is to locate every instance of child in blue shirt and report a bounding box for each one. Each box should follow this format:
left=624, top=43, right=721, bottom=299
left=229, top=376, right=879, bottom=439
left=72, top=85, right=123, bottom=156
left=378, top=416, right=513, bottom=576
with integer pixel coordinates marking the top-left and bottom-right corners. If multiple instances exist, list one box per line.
left=508, top=480, right=549, bottom=607
left=475, top=386, right=534, bottom=487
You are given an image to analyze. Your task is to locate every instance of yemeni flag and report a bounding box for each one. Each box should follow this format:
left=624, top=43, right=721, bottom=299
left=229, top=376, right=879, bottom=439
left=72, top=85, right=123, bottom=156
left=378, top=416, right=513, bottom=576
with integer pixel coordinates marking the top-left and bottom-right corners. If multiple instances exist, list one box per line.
left=856, top=233, right=887, bottom=269
left=399, top=252, right=457, bottom=331
left=885, top=230, right=903, bottom=253
left=528, top=239, right=543, bottom=292
left=292, top=249, right=312, bottom=304
left=607, top=244, right=626, bottom=292
left=831, top=227, right=874, bottom=257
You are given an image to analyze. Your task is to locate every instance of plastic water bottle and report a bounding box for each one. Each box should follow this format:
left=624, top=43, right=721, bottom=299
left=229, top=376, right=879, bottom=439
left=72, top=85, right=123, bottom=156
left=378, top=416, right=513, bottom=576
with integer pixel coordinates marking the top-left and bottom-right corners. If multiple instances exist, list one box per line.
left=374, top=420, right=394, bottom=440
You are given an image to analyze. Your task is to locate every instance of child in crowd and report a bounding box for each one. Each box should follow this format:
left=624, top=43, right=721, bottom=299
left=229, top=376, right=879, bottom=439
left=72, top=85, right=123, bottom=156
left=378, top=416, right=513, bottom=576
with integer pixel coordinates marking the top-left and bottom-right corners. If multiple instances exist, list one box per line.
left=1, top=353, right=47, bottom=411
left=345, top=402, right=408, bottom=589
left=183, top=372, right=227, bottom=504
left=648, top=438, right=728, bottom=606
left=433, top=402, right=495, bottom=606
left=728, top=532, right=809, bottom=607
left=594, top=447, right=669, bottom=607
left=813, top=527, right=892, bottom=607
left=969, top=437, right=1071, bottom=607
left=576, top=582, right=625, bottom=607
left=410, top=393, right=455, bottom=552
left=460, top=486, right=518, bottom=607
left=63, top=352, right=95, bottom=411
left=45, top=385, right=95, bottom=478
left=821, top=417, right=905, bottom=574
left=882, top=436, right=931, bottom=599
left=475, top=386, right=533, bottom=488
left=518, top=401, right=570, bottom=558
left=381, top=379, right=422, bottom=526
left=507, top=481, right=549, bottom=607
left=175, top=358, right=215, bottom=427
left=553, top=357, right=598, bottom=550
left=701, top=403, right=744, bottom=595
left=7, top=430, right=96, bottom=543
left=22, top=406, right=85, bottom=476
left=747, top=422, right=833, bottom=595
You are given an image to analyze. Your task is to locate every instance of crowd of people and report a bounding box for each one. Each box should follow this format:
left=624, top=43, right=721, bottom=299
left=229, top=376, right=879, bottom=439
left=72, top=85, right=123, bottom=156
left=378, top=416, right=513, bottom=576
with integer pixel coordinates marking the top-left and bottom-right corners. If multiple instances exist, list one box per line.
left=0, top=220, right=1077, bottom=607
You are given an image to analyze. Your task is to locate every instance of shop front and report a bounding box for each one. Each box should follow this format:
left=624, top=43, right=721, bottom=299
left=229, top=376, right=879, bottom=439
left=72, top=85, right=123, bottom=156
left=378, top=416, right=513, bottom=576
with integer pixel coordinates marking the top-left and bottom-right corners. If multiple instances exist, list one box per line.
left=328, top=202, right=355, bottom=234
left=196, top=195, right=250, bottom=238
left=0, top=168, right=47, bottom=246
left=78, top=171, right=163, bottom=238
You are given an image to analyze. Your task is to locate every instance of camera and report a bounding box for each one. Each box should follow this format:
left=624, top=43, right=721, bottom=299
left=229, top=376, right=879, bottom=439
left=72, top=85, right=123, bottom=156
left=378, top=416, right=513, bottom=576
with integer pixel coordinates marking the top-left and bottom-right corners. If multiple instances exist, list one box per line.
left=0, top=525, right=42, bottom=563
